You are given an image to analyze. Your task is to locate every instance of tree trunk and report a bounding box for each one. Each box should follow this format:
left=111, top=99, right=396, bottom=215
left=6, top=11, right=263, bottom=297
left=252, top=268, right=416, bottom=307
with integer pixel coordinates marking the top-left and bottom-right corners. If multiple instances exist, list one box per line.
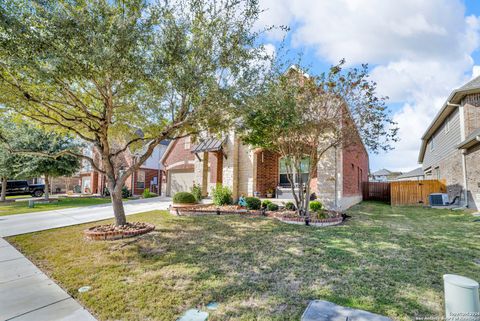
left=0, top=177, right=6, bottom=202
left=107, top=177, right=127, bottom=226
left=44, top=175, right=50, bottom=201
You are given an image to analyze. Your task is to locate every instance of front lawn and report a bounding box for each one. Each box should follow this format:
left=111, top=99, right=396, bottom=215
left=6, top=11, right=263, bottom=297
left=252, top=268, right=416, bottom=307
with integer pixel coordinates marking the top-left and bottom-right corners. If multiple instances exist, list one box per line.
left=8, top=202, right=480, bottom=321
left=0, top=197, right=114, bottom=216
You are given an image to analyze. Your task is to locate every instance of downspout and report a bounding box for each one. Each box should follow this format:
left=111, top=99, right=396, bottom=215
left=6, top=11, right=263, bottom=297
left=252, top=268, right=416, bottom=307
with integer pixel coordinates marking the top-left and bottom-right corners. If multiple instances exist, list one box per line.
left=447, top=102, right=468, bottom=207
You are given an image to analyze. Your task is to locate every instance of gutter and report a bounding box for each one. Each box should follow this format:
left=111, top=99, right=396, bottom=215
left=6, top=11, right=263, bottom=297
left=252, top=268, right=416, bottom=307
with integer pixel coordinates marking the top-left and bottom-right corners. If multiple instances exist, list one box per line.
left=447, top=102, right=469, bottom=208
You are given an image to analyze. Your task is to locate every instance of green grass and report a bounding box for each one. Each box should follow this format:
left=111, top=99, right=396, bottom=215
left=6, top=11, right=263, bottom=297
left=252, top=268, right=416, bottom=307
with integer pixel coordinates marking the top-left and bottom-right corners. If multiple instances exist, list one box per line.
left=8, top=202, right=480, bottom=321
left=0, top=197, right=114, bottom=216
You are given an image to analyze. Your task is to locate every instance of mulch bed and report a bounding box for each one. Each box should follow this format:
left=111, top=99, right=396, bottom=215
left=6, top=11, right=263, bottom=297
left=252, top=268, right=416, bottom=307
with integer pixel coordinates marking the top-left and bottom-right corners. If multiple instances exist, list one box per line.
left=84, top=222, right=155, bottom=241
left=170, top=204, right=343, bottom=227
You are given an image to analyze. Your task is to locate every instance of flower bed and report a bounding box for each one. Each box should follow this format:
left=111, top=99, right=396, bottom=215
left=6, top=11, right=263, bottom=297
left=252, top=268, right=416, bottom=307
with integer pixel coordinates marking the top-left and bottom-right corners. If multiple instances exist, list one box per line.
left=170, top=204, right=343, bottom=227
left=170, top=204, right=250, bottom=216
left=84, top=222, right=155, bottom=241
left=268, top=211, right=343, bottom=227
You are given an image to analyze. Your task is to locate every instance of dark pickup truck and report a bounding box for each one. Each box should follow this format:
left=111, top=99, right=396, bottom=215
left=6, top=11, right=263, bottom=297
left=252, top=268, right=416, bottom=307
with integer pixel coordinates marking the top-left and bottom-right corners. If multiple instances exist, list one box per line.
left=4, top=180, right=45, bottom=197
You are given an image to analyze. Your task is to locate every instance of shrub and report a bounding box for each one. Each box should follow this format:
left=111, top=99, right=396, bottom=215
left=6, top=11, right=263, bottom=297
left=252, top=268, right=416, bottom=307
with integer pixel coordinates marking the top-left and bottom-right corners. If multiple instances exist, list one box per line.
left=261, top=200, right=272, bottom=208
left=314, top=211, right=327, bottom=220
left=211, top=185, right=233, bottom=206
left=309, top=200, right=323, bottom=212
left=245, top=197, right=261, bottom=210
left=142, top=188, right=156, bottom=198
left=191, top=184, right=202, bottom=202
left=122, top=186, right=131, bottom=198
left=285, top=202, right=296, bottom=211
left=173, top=192, right=196, bottom=204
left=267, top=202, right=279, bottom=211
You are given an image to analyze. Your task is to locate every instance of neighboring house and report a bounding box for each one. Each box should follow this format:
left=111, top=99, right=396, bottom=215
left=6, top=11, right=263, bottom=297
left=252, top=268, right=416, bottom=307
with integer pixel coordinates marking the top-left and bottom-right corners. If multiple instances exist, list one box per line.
left=369, top=169, right=402, bottom=182
left=161, top=132, right=369, bottom=211
left=418, top=76, right=480, bottom=210
left=79, top=141, right=169, bottom=196
left=395, top=167, right=424, bottom=181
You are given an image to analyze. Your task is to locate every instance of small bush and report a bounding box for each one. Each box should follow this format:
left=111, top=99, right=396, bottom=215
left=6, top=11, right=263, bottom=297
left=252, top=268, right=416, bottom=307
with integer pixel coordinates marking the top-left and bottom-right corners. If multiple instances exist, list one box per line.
left=309, top=200, right=323, bottom=212
left=191, top=184, right=202, bottom=202
left=267, top=202, right=279, bottom=211
left=285, top=202, right=296, bottom=211
left=211, top=185, right=233, bottom=206
left=261, top=200, right=272, bottom=208
left=245, top=197, right=261, bottom=210
left=314, top=211, right=327, bottom=220
left=122, top=186, right=131, bottom=198
left=142, top=188, right=156, bottom=198
left=173, top=192, right=196, bottom=204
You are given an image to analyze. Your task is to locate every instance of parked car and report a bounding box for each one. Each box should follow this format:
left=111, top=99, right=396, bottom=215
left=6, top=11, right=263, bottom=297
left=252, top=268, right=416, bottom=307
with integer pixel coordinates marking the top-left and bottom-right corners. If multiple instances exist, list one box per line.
left=4, top=180, right=45, bottom=197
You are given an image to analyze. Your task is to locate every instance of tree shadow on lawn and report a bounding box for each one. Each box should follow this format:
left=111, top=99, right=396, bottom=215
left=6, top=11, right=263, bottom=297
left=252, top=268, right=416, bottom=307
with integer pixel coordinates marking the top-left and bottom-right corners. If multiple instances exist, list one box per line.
left=122, top=204, right=480, bottom=321
left=9, top=202, right=480, bottom=321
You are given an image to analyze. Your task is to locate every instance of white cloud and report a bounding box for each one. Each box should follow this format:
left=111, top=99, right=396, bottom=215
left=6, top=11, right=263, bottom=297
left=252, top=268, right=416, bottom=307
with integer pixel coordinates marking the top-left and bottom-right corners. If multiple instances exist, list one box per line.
left=258, top=0, right=480, bottom=172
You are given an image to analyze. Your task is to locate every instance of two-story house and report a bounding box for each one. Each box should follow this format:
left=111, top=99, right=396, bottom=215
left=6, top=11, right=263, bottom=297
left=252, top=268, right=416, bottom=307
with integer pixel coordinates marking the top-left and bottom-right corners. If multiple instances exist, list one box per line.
left=161, top=130, right=369, bottom=211
left=418, top=76, right=480, bottom=209
left=79, top=141, right=169, bottom=196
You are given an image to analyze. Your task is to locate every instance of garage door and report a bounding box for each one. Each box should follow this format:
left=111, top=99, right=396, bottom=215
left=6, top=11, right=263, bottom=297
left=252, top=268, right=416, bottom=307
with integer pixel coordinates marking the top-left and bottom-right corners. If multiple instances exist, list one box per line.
left=168, top=170, right=194, bottom=196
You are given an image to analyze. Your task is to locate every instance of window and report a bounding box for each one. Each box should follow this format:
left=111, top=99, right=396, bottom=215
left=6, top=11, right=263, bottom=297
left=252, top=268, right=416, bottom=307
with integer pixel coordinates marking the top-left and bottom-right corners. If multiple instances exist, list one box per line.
left=434, top=167, right=440, bottom=180
left=444, top=116, right=450, bottom=134
left=184, top=137, right=191, bottom=150
left=136, top=170, right=145, bottom=189
left=279, top=157, right=310, bottom=187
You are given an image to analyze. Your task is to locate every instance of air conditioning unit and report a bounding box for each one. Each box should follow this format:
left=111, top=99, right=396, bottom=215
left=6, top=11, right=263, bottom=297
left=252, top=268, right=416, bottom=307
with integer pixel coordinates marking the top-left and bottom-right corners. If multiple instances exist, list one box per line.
left=429, top=193, right=449, bottom=206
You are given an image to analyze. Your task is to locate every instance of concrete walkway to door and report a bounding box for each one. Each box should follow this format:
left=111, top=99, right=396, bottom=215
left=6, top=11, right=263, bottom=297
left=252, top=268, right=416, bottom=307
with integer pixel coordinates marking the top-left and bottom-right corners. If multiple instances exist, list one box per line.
left=0, top=197, right=172, bottom=320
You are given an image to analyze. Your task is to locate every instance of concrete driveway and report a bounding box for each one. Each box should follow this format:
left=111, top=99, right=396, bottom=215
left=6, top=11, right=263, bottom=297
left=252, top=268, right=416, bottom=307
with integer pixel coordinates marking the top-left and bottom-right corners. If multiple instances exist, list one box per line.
left=0, top=197, right=172, bottom=237
left=0, top=197, right=172, bottom=321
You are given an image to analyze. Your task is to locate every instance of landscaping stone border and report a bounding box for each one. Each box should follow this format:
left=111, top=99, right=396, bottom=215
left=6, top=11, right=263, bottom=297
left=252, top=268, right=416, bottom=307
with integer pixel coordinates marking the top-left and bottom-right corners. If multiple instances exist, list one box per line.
left=270, top=215, right=343, bottom=227
left=84, top=223, right=155, bottom=241
left=170, top=204, right=343, bottom=227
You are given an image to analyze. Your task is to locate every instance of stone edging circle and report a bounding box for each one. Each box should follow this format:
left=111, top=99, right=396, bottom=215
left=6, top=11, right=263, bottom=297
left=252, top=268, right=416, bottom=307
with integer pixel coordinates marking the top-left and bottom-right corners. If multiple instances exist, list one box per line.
left=84, top=223, right=155, bottom=241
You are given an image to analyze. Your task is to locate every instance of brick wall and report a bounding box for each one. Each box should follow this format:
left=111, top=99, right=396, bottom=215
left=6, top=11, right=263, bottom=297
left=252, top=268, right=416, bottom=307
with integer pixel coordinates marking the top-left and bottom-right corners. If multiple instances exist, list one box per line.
left=342, top=142, right=369, bottom=196
left=132, top=168, right=159, bottom=195
left=255, top=150, right=279, bottom=196
left=162, top=137, right=195, bottom=170
left=463, top=94, right=480, bottom=137
left=465, top=144, right=480, bottom=210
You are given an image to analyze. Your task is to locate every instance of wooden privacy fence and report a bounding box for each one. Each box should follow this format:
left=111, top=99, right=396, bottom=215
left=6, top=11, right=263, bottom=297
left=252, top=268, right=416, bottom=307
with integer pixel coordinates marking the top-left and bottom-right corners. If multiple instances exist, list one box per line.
left=362, top=182, right=391, bottom=203
left=390, top=179, right=446, bottom=206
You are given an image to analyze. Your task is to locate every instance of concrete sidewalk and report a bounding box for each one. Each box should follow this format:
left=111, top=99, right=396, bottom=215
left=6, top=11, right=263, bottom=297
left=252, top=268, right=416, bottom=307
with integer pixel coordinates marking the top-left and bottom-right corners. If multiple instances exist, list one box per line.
left=0, top=197, right=172, bottom=320
left=0, top=197, right=172, bottom=237
left=0, top=237, right=97, bottom=320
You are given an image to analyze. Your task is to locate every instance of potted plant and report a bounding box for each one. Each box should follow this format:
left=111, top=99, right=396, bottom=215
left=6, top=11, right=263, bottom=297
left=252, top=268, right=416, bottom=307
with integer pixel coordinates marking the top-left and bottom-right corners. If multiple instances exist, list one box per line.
left=266, top=188, right=274, bottom=198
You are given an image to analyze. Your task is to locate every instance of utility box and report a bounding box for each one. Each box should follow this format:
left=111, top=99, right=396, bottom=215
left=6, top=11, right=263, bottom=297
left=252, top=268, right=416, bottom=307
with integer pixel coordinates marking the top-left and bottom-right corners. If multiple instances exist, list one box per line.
left=444, top=274, right=480, bottom=320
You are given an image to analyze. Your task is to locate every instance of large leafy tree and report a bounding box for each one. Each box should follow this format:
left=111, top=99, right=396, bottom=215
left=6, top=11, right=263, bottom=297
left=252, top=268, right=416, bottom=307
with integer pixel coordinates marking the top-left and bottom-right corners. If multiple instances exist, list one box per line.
left=240, top=62, right=399, bottom=224
left=0, top=144, right=17, bottom=202
left=0, top=0, right=269, bottom=225
left=0, top=119, right=81, bottom=201
left=12, top=125, right=81, bottom=201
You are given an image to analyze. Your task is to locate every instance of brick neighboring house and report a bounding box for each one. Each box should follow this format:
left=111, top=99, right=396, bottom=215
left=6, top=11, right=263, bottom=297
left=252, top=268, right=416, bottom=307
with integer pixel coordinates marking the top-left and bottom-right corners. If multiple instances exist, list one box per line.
left=79, top=141, right=169, bottom=196
left=162, top=131, right=369, bottom=211
left=418, top=76, right=480, bottom=210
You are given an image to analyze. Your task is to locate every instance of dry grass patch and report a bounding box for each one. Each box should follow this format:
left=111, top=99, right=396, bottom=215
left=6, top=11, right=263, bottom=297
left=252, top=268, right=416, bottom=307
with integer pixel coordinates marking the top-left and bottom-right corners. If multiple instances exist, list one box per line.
left=8, top=202, right=480, bottom=320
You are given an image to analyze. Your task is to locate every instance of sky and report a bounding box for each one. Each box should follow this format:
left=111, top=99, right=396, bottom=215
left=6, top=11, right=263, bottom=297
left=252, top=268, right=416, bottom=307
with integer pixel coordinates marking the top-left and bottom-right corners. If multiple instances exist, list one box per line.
left=255, top=0, right=480, bottom=173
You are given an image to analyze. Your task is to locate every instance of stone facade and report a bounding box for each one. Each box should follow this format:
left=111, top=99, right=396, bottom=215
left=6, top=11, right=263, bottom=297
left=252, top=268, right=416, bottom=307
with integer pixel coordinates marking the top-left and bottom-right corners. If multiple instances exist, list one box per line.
left=164, top=130, right=369, bottom=211
left=465, top=144, right=480, bottom=209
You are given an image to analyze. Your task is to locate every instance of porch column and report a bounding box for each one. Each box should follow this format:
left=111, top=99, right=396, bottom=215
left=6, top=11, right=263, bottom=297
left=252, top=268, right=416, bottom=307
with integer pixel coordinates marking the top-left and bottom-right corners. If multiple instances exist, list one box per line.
left=252, top=151, right=258, bottom=196
left=202, top=152, right=209, bottom=197
left=215, top=151, right=223, bottom=184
